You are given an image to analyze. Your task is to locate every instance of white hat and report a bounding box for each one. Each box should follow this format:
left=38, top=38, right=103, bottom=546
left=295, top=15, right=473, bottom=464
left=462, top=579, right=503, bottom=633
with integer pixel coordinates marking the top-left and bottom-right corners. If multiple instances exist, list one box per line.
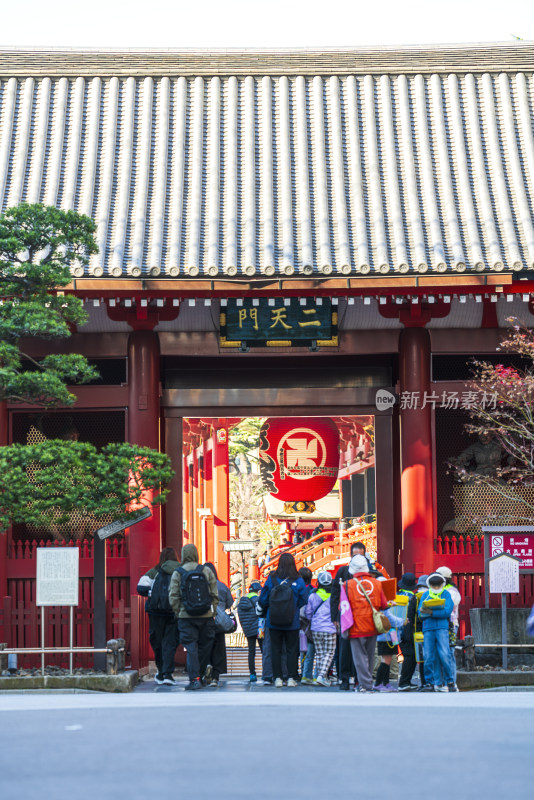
left=436, top=566, right=452, bottom=580
left=349, top=555, right=369, bottom=575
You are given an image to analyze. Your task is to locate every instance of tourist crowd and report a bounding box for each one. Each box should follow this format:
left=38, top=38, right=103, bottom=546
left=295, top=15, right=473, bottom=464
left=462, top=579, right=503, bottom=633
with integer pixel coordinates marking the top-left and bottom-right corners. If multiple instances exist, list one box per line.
left=137, top=541, right=461, bottom=692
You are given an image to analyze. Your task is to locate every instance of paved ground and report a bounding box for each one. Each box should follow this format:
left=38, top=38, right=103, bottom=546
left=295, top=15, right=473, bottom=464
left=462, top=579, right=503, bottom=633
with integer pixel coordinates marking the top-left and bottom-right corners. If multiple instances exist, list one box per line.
left=2, top=685, right=533, bottom=800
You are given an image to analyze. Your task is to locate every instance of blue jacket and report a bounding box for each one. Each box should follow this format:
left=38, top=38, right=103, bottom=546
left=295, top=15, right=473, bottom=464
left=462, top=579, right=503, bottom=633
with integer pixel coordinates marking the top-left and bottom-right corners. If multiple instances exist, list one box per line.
left=417, top=589, right=454, bottom=632
left=259, top=574, right=308, bottom=631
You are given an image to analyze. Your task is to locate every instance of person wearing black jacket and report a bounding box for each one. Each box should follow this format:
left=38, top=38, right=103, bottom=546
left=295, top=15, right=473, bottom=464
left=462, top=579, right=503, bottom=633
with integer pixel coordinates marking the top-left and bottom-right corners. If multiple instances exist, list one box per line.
left=398, top=574, right=428, bottom=691
left=236, top=580, right=263, bottom=682
left=330, top=543, right=361, bottom=690
left=136, top=547, right=181, bottom=686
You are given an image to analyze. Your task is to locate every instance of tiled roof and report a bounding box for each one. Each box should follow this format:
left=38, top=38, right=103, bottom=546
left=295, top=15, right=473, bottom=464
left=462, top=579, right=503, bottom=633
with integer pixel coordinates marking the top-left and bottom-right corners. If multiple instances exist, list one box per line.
left=0, top=46, right=534, bottom=278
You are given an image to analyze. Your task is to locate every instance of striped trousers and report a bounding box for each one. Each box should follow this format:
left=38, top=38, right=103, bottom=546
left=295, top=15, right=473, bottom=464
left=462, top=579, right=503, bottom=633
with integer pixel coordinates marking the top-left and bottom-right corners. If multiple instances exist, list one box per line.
left=311, top=631, right=337, bottom=679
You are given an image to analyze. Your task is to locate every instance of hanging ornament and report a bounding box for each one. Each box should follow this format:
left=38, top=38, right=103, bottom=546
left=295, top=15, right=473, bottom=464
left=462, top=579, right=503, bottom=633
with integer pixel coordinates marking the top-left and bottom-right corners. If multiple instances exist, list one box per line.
left=259, top=417, right=340, bottom=512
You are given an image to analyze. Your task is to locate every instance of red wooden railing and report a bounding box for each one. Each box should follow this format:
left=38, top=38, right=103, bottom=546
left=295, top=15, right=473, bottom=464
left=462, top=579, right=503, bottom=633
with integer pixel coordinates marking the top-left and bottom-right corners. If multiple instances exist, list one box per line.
left=260, top=529, right=369, bottom=580
left=434, top=533, right=534, bottom=638
left=0, top=536, right=142, bottom=669
left=0, top=594, right=132, bottom=669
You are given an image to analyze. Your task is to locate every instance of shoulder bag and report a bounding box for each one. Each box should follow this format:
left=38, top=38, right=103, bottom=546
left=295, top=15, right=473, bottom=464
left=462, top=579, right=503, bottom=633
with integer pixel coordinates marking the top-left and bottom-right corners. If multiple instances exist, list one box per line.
left=352, top=576, right=391, bottom=635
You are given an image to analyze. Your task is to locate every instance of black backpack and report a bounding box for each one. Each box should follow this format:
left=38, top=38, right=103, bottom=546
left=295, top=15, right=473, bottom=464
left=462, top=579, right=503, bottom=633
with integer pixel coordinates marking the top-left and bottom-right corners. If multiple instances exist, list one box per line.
left=269, top=577, right=296, bottom=627
left=178, top=565, right=212, bottom=616
left=146, top=568, right=172, bottom=614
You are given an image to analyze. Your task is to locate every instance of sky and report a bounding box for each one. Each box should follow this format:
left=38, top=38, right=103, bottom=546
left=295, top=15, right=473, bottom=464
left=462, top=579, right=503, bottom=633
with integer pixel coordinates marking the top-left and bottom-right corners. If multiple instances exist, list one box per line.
left=0, top=0, right=532, bottom=49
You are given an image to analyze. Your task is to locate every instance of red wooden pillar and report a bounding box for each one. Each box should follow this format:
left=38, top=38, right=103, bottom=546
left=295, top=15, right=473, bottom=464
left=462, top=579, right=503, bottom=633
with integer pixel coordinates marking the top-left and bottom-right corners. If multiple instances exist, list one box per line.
left=213, top=422, right=230, bottom=585
left=127, top=330, right=161, bottom=588
left=204, top=443, right=214, bottom=564
left=0, top=401, right=8, bottom=599
left=163, top=414, right=183, bottom=556
left=192, top=447, right=200, bottom=552
left=399, top=326, right=434, bottom=575
left=183, top=454, right=191, bottom=546
left=374, top=414, right=395, bottom=577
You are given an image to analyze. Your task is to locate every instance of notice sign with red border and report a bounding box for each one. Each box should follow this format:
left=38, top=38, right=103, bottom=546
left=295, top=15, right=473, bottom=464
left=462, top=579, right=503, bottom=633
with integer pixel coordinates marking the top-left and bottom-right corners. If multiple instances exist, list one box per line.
left=483, top=527, right=534, bottom=573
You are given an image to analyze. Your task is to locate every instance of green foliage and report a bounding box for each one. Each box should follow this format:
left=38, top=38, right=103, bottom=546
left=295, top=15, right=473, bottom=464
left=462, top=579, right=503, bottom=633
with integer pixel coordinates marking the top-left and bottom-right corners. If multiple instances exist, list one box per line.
left=0, top=204, right=175, bottom=530
left=0, top=203, right=97, bottom=297
left=0, top=441, right=174, bottom=533
left=0, top=203, right=99, bottom=406
left=228, top=417, right=263, bottom=464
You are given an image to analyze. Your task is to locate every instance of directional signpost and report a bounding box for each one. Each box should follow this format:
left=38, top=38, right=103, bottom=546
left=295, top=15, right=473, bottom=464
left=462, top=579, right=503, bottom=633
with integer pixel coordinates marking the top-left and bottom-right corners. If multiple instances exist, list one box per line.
left=93, top=507, right=152, bottom=669
left=96, top=506, right=152, bottom=540
left=221, top=539, right=257, bottom=597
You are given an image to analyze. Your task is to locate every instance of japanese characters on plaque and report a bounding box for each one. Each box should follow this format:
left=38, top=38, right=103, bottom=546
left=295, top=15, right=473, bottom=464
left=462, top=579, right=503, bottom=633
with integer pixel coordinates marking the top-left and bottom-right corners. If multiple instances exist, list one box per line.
left=220, top=298, right=337, bottom=348
left=490, top=534, right=534, bottom=571
left=488, top=553, right=520, bottom=594
left=36, top=547, right=79, bottom=607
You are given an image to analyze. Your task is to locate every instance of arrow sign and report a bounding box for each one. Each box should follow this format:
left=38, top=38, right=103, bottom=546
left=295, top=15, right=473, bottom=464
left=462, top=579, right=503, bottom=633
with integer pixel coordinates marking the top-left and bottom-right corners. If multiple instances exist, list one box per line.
left=96, top=506, right=152, bottom=540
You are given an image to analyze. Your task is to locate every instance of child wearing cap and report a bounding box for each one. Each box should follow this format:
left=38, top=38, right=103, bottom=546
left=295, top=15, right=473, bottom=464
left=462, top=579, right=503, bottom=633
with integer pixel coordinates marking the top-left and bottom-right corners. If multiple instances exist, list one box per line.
left=237, top=580, right=263, bottom=683
left=436, top=566, right=462, bottom=688
left=418, top=573, right=457, bottom=692
left=304, top=571, right=337, bottom=687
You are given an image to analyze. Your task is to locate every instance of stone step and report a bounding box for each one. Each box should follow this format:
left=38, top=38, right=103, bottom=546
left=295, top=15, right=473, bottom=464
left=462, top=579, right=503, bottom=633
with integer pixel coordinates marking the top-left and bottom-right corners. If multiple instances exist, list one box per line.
left=223, top=646, right=262, bottom=676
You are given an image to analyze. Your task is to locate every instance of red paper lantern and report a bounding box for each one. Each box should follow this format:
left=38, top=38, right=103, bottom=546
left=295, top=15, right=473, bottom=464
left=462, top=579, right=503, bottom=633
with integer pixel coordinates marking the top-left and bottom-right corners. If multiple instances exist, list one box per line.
left=259, top=417, right=340, bottom=506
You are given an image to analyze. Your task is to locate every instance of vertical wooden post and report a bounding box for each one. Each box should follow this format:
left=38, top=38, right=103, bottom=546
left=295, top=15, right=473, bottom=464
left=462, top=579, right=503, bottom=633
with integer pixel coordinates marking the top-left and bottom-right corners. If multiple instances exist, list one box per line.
left=127, top=330, right=161, bottom=670
left=502, top=593, right=508, bottom=670
left=0, top=401, right=8, bottom=599
left=163, top=415, right=183, bottom=556
left=93, top=533, right=107, bottom=671
left=375, top=414, right=395, bottom=577
left=213, top=421, right=230, bottom=585
left=398, top=327, right=435, bottom=575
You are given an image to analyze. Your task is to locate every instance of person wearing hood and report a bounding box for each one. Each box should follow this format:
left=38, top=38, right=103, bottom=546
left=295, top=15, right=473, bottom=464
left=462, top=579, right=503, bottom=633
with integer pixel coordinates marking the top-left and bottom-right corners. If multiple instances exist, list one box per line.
left=345, top=554, right=388, bottom=693
left=305, top=571, right=337, bottom=686
left=137, top=547, right=181, bottom=686
left=398, top=574, right=427, bottom=691
left=417, top=572, right=457, bottom=692
left=168, top=543, right=219, bottom=690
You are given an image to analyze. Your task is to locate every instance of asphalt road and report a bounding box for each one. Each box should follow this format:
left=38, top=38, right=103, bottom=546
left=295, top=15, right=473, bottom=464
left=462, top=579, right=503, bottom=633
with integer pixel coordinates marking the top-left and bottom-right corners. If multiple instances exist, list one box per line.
left=1, top=691, right=533, bottom=799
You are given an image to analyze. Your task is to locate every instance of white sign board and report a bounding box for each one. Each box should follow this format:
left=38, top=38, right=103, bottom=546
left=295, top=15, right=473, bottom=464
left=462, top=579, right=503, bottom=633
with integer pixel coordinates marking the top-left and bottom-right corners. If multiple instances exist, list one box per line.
left=488, top=553, right=520, bottom=595
left=36, top=548, right=79, bottom=607
left=220, top=539, right=256, bottom=553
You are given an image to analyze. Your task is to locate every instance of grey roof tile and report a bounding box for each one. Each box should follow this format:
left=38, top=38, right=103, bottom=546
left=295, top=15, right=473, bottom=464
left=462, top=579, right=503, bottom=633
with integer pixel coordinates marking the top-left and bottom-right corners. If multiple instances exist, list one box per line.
left=0, top=47, right=533, bottom=277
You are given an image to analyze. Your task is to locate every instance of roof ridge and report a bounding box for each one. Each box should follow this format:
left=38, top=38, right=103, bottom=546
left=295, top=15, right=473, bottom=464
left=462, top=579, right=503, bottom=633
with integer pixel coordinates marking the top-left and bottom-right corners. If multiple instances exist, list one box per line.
left=0, top=42, right=533, bottom=77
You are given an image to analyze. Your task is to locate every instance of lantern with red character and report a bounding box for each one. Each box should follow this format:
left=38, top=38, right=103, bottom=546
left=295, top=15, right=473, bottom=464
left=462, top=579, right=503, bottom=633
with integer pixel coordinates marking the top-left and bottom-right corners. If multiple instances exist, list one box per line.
left=259, top=417, right=340, bottom=513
